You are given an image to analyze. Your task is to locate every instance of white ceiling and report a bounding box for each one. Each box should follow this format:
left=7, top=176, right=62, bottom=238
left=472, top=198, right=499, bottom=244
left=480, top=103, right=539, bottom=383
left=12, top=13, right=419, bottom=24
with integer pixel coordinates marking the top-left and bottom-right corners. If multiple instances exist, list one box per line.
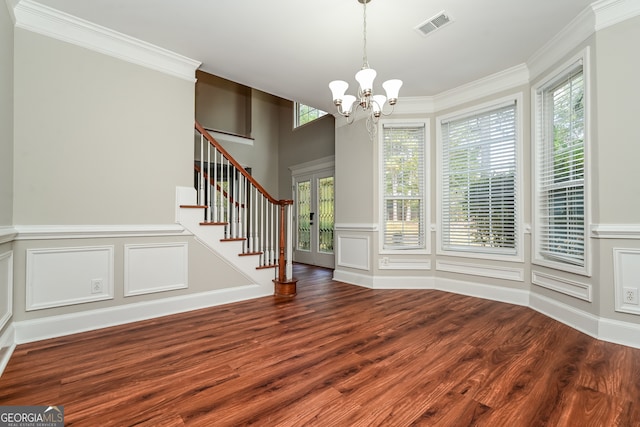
left=35, top=0, right=595, bottom=112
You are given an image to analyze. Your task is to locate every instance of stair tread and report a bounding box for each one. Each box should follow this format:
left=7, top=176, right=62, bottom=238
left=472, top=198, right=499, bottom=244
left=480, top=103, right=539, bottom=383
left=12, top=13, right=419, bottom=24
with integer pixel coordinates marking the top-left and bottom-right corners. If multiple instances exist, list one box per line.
left=200, top=221, right=227, bottom=226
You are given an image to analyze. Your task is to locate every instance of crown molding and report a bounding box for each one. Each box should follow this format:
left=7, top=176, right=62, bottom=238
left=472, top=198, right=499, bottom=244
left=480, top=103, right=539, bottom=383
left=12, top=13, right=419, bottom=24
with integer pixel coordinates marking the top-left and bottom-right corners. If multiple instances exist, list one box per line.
left=592, top=0, right=640, bottom=31
left=433, top=64, right=530, bottom=112
left=11, top=0, right=201, bottom=82
left=527, top=7, right=595, bottom=81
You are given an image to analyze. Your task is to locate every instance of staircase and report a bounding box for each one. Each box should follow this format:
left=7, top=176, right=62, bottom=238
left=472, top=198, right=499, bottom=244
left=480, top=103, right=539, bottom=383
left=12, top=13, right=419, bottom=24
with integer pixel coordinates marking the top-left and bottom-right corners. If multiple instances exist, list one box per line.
left=176, top=122, right=297, bottom=297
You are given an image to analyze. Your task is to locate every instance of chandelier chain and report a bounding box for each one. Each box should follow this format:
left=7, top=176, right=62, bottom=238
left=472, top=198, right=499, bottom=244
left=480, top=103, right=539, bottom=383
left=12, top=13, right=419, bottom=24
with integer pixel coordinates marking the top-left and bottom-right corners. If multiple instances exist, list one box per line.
left=362, top=0, right=369, bottom=68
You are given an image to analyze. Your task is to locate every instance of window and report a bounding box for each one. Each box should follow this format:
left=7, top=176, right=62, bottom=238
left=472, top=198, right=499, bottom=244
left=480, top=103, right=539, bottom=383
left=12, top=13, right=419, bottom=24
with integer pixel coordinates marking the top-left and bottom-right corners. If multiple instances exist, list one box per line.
left=439, top=97, right=520, bottom=258
left=294, top=103, right=327, bottom=128
left=381, top=121, right=427, bottom=251
left=534, top=56, right=588, bottom=273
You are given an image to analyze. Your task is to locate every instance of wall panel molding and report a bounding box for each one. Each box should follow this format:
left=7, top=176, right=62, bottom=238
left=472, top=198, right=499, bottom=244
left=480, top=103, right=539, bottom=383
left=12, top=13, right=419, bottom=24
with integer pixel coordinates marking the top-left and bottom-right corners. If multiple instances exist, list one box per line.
left=436, top=260, right=524, bottom=282
left=532, top=271, right=593, bottom=302
left=124, top=242, right=188, bottom=297
left=14, top=224, right=190, bottom=240
left=591, top=224, right=640, bottom=239
left=26, top=246, right=114, bottom=311
left=0, top=251, right=13, bottom=331
left=337, top=235, right=370, bottom=271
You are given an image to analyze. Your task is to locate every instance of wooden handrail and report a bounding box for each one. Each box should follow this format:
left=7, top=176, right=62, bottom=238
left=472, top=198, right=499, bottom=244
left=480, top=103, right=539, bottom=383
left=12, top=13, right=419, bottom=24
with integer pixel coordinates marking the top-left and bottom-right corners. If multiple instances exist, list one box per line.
left=195, top=121, right=292, bottom=207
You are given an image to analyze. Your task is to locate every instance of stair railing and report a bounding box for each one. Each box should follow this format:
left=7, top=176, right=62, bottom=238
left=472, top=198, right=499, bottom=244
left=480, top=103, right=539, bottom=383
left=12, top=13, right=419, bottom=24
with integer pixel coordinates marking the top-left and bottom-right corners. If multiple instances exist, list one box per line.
left=194, top=122, right=296, bottom=295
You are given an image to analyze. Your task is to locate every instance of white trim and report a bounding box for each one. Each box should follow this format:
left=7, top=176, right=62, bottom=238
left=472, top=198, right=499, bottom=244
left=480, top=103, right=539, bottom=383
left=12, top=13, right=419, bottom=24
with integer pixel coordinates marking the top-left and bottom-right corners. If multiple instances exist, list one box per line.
left=527, top=7, right=595, bottom=81
left=289, top=155, right=335, bottom=176
left=433, top=64, right=529, bottom=112
left=0, top=227, right=17, bottom=245
left=26, top=246, right=115, bottom=311
left=12, top=0, right=200, bottom=82
left=613, top=248, right=640, bottom=315
left=13, top=284, right=268, bottom=344
left=591, top=224, right=640, bottom=239
left=14, top=224, right=190, bottom=240
left=529, top=292, right=600, bottom=339
left=373, top=275, right=434, bottom=290
left=436, top=260, right=524, bottom=282
left=335, top=223, right=378, bottom=232
left=435, top=277, right=529, bottom=306
left=337, top=235, right=370, bottom=271
left=392, top=96, right=435, bottom=115
left=0, top=324, right=16, bottom=378
left=124, top=243, right=189, bottom=297
left=598, top=317, right=640, bottom=349
left=207, top=130, right=254, bottom=147
left=0, top=251, right=13, bottom=331
left=378, top=257, right=431, bottom=270
left=532, top=270, right=592, bottom=302
left=333, top=269, right=374, bottom=289
left=592, top=0, right=640, bottom=31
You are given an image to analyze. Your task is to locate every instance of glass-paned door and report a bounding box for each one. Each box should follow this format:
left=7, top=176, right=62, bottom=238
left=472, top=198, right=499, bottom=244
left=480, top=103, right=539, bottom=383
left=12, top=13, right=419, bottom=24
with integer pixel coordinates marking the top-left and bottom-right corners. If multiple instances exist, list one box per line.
left=293, top=170, right=335, bottom=268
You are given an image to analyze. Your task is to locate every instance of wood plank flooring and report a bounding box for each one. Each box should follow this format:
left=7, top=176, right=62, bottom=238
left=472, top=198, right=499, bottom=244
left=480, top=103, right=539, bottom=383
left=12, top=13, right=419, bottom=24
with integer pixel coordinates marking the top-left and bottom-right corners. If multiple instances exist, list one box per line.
left=2, top=263, right=640, bottom=426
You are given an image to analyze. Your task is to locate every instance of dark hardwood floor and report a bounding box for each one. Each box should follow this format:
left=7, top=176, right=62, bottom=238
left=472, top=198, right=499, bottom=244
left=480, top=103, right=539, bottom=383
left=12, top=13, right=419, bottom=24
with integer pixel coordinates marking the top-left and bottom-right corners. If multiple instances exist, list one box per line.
left=2, top=263, right=640, bottom=426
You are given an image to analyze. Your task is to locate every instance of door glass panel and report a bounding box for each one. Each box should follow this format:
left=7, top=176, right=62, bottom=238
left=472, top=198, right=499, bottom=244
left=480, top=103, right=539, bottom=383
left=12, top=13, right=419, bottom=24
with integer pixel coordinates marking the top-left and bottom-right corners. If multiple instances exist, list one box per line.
left=318, top=176, right=334, bottom=254
left=297, top=180, right=311, bottom=251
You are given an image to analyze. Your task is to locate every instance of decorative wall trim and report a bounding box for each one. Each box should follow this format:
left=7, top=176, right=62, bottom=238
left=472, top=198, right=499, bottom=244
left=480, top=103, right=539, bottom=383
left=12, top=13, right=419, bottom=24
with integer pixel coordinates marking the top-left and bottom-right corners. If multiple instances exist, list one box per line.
left=14, top=224, right=190, bottom=240
left=333, top=269, right=374, bottom=289
left=592, top=0, right=640, bottom=31
left=530, top=293, right=600, bottom=339
left=527, top=7, right=595, bottom=81
left=0, top=227, right=17, bottom=245
left=26, top=246, right=114, bottom=311
left=433, top=64, right=530, bottom=112
left=124, top=243, right=188, bottom=297
left=13, top=284, right=266, bottom=344
left=598, top=317, right=640, bottom=349
left=289, top=155, right=335, bottom=176
left=435, top=277, right=530, bottom=306
left=591, top=224, right=640, bottom=239
left=334, top=223, right=378, bottom=232
left=11, top=0, right=201, bottom=81
left=532, top=271, right=593, bottom=302
left=337, top=235, right=370, bottom=271
left=378, top=257, right=431, bottom=270
left=436, top=260, right=525, bottom=282
left=373, top=275, right=434, bottom=290
left=0, top=251, right=13, bottom=331
left=0, top=324, right=16, bottom=379
left=613, top=248, right=640, bottom=315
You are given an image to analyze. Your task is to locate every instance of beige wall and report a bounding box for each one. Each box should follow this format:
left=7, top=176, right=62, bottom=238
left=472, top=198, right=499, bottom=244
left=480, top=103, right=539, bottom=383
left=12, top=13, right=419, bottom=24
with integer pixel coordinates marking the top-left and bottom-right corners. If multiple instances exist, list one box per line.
left=0, top=2, right=13, bottom=226
left=595, top=15, right=640, bottom=224
left=195, top=71, right=251, bottom=137
left=13, top=29, right=194, bottom=226
left=277, top=102, right=335, bottom=201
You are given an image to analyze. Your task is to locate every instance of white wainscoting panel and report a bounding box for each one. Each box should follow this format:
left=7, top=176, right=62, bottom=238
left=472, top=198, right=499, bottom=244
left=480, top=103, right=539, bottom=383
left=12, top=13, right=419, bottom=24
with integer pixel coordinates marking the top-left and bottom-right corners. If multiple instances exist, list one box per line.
left=0, top=251, right=13, bottom=330
left=613, top=248, right=640, bottom=315
left=124, top=243, right=188, bottom=297
left=532, top=271, right=592, bottom=302
left=26, top=246, right=114, bottom=311
left=436, top=260, right=524, bottom=282
left=337, top=235, right=370, bottom=271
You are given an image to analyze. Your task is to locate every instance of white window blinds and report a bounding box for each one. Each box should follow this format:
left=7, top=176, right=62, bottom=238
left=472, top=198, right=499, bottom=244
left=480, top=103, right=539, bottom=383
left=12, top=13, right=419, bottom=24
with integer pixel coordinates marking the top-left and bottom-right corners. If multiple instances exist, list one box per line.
left=382, top=123, right=426, bottom=250
left=441, top=101, right=517, bottom=255
left=536, top=63, right=585, bottom=267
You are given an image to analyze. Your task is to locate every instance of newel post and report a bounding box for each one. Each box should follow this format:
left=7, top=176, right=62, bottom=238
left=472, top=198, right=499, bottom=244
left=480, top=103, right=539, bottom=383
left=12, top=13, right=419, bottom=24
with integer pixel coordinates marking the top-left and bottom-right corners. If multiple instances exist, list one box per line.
left=274, top=201, right=297, bottom=297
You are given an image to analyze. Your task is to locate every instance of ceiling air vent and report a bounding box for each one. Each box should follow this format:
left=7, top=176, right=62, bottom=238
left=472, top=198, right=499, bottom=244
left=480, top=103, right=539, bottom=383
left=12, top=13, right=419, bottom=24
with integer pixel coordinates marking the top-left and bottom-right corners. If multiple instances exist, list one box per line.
left=415, top=11, right=452, bottom=37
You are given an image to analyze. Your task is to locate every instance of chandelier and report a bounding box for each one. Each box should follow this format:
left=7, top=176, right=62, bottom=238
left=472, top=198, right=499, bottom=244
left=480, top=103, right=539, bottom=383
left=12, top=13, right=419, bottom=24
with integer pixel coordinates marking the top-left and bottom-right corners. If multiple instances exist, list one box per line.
left=329, top=0, right=402, bottom=137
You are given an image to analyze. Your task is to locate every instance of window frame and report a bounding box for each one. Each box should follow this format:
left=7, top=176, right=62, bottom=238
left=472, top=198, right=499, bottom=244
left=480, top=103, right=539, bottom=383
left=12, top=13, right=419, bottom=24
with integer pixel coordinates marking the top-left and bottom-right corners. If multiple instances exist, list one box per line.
left=532, top=48, right=591, bottom=276
left=436, top=93, right=524, bottom=262
left=378, top=118, right=430, bottom=255
left=293, top=102, right=328, bottom=129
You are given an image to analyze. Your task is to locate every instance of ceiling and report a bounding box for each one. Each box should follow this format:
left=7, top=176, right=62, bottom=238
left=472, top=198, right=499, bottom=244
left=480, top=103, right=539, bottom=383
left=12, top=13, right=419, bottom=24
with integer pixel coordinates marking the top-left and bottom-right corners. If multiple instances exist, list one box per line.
left=35, top=0, right=595, bottom=112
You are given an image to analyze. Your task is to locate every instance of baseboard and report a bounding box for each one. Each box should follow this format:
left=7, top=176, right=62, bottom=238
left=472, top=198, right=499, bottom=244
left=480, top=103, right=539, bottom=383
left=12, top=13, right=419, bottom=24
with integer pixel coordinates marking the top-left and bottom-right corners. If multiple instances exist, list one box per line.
left=434, top=277, right=530, bottom=307
left=599, top=317, right=640, bottom=349
left=333, top=269, right=375, bottom=289
left=529, top=292, right=600, bottom=338
left=0, top=324, right=16, bottom=378
left=13, top=284, right=271, bottom=344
